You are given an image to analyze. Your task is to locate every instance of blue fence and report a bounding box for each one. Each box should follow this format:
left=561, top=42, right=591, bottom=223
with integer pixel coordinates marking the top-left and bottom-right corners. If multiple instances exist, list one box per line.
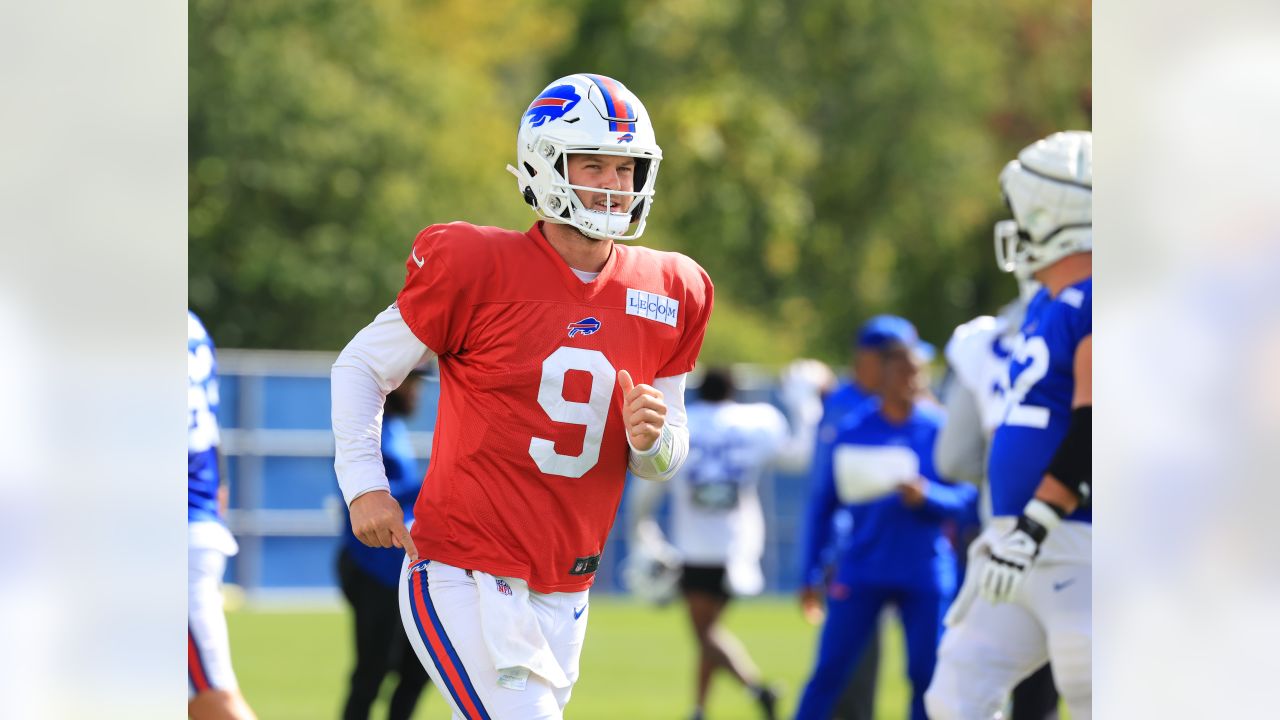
left=216, top=350, right=812, bottom=599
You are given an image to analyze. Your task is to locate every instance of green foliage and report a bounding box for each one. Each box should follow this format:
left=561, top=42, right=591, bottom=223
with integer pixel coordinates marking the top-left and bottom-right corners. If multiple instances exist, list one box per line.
left=191, top=0, right=1089, bottom=362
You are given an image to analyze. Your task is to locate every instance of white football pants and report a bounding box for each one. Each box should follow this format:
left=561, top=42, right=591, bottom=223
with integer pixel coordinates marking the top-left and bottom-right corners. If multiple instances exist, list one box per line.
left=188, top=542, right=239, bottom=698
left=400, top=559, right=589, bottom=720
left=925, top=520, right=1092, bottom=720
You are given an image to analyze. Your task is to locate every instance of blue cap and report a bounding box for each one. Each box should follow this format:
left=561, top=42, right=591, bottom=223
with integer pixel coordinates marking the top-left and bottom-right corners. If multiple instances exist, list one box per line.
left=855, top=315, right=936, bottom=360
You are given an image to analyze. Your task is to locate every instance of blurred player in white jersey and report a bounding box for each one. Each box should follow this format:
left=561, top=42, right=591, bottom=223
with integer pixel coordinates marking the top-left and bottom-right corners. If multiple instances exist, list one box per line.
left=332, top=74, right=712, bottom=720
left=627, top=362, right=830, bottom=720
left=926, top=131, right=1093, bottom=719
left=188, top=311, right=257, bottom=720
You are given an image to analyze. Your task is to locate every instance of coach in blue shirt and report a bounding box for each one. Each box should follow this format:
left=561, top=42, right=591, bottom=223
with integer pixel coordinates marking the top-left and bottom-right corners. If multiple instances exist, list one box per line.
left=795, top=322, right=978, bottom=720
left=337, top=369, right=431, bottom=720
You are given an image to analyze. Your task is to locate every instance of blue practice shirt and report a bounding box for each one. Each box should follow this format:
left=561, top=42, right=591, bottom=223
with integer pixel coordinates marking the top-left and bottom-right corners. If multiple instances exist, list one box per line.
left=800, top=380, right=875, bottom=584
left=802, top=401, right=978, bottom=593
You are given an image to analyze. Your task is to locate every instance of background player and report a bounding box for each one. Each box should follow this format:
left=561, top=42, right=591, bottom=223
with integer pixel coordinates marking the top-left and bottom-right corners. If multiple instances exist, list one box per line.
left=925, top=130, right=1093, bottom=719
left=795, top=323, right=978, bottom=720
left=336, top=369, right=431, bottom=720
left=627, top=361, right=831, bottom=720
left=800, top=315, right=923, bottom=719
left=936, top=287, right=1060, bottom=719
left=331, top=73, right=713, bottom=719
left=188, top=311, right=257, bottom=720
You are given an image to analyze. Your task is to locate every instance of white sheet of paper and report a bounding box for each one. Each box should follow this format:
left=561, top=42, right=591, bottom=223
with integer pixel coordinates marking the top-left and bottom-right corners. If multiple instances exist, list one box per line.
left=832, top=445, right=919, bottom=504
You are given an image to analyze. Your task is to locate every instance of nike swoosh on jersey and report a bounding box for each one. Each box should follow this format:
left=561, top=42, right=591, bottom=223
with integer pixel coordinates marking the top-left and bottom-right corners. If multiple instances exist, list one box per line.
left=1053, top=578, right=1076, bottom=592
left=411, top=246, right=425, bottom=268
left=573, top=604, right=587, bottom=620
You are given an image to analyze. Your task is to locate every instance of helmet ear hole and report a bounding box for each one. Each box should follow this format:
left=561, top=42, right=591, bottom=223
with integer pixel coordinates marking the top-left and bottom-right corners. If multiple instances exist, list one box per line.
left=523, top=162, right=538, bottom=178
left=629, top=159, right=652, bottom=222
left=633, top=158, right=651, bottom=190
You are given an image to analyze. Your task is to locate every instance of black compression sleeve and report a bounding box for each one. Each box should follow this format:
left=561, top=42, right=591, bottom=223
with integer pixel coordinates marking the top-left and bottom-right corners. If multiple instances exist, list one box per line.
left=1046, top=405, right=1091, bottom=507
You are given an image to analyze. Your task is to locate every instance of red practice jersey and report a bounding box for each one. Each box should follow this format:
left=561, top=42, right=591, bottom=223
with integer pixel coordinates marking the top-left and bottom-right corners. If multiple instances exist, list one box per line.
left=398, top=222, right=713, bottom=592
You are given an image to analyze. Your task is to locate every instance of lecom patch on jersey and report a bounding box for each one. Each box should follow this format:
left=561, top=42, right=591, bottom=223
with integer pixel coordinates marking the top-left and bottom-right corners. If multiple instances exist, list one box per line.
left=626, top=288, right=679, bottom=328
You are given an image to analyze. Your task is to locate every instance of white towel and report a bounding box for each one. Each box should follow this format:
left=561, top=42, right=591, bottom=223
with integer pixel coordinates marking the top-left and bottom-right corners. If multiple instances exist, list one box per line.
left=832, top=444, right=918, bottom=504
left=188, top=520, right=239, bottom=556
left=472, top=570, right=571, bottom=690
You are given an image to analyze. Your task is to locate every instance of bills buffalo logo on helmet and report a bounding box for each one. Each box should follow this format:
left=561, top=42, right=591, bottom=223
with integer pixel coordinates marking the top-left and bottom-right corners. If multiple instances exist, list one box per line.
left=525, top=84, right=581, bottom=128
left=567, top=317, right=602, bottom=338
left=616, top=133, right=635, bottom=143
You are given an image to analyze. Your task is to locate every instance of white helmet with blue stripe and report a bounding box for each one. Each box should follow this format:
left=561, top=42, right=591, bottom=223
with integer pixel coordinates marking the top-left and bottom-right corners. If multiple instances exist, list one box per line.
left=995, top=130, right=1092, bottom=276
left=508, top=74, right=662, bottom=241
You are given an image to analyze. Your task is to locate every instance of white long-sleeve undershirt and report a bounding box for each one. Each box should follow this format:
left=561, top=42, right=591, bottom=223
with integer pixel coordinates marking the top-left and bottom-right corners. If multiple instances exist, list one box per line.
left=331, top=304, right=435, bottom=506
left=627, top=374, right=690, bottom=482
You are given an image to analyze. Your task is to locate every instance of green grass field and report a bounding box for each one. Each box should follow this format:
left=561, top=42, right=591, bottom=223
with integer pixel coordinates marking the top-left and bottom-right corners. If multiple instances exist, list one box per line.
left=228, top=597, right=913, bottom=719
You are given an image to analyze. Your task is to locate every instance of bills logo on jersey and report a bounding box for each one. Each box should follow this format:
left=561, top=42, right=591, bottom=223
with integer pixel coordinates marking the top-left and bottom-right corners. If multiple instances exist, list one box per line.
left=525, top=84, right=581, bottom=127
left=616, top=133, right=635, bottom=143
left=495, top=578, right=513, bottom=596
left=567, top=316, right=602, bottom=337
left=626, top=288, right=679, bottom=328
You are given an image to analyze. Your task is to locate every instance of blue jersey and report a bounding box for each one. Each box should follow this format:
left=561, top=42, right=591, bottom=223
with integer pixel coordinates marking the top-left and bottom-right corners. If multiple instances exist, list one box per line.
left=803, top=402, right=978, bottom=592
left=341, top=415, right=422, bottom=587
left=188, top=311, right=221, bottom=523
left=988, top=277, right=1092, bottom=522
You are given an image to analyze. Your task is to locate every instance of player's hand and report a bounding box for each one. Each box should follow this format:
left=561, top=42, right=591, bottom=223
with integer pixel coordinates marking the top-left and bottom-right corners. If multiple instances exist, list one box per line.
left=349, top=490, right=418, bottom=563
left=799, top=586, right=825, bottom=625
left=897, top=477, right=928, bottom=508
left=618, top=369, right=666, bottom=452
left=979, top=499, right=1062, bottom=603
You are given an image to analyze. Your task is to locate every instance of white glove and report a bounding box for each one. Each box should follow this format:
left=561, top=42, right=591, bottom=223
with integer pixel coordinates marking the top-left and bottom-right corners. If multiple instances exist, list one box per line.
left=622, top=521, right=683, bottom=605
left=979, top=499, right=1062, bottom=603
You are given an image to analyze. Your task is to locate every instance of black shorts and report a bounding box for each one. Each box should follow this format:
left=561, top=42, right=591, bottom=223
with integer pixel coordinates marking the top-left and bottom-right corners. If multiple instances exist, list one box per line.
left=679, top=564, right=730, bottom=600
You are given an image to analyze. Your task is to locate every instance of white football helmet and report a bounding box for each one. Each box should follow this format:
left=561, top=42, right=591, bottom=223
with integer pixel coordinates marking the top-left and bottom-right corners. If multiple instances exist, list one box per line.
left=995, top=130, right=1092, bottom=276
left=508, top=74, right=662, bottom=241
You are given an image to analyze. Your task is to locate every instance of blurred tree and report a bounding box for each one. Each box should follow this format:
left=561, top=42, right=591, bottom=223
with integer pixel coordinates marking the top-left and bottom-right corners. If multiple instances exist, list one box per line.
left=190, top=0, right=1089, bottom=366
left=189, top=0, right=577, bottom=347
left=549, top=0, right=1089, bottom=364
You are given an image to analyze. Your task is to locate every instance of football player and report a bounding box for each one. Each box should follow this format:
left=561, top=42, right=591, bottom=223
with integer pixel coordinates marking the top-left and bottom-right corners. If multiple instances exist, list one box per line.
left=798, top=316, right=920, bottom=720
left=925, top=130, right=1093, bottom=720
left=188, top=311, right=257, bottom=720
left=331, top=74, right=713, bottom=720
left=935, top=284, right=1062, bottom=720
left=795, top=322, right=979, bottom=720
left=626, top=362, right=831, bottom=720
